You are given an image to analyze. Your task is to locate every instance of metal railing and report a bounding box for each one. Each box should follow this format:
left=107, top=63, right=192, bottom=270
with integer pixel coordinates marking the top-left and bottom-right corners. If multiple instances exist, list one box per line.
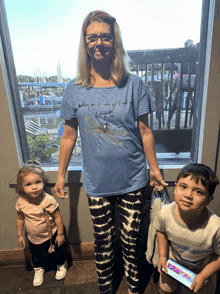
left=127, top=46, right=199, bottom=131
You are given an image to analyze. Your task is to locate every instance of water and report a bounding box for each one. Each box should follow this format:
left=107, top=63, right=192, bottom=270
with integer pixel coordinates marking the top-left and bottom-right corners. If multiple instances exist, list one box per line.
left=23, top=111, right=63, bottom=131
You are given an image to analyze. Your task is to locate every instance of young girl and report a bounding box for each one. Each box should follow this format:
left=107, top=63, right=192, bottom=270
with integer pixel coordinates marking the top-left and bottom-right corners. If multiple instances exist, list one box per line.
left=16, top=161, right=68, bottom=287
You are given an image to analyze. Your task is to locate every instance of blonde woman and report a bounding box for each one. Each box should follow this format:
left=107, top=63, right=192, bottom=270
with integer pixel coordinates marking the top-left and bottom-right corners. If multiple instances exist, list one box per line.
left=54, top=10, right=167, bottom=294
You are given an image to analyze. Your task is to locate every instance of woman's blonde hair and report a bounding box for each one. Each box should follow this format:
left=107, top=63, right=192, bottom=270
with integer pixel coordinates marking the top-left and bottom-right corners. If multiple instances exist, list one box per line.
left=16, top=160, right=48, bottom=196
left=76, top=10, right=130, bottom=87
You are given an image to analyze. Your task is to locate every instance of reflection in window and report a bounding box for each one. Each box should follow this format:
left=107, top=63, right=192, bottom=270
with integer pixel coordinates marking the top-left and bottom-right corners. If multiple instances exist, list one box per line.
left=3, top=0, right=204, bottom=168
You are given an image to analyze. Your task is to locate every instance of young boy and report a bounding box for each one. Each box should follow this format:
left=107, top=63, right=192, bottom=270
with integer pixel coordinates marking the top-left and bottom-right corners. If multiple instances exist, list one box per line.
left=154, top=163, right=220, bottom=293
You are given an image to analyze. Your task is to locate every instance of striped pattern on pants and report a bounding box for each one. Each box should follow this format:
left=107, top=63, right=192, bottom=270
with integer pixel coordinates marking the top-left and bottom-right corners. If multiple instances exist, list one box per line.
left=88, top=188, right=144, bottom=294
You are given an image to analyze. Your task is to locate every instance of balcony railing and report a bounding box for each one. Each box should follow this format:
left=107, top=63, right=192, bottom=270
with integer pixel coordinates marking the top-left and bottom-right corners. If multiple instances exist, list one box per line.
left=127, top=46, right=199, bottom=156
left=127, top=46, right=199, bottom=131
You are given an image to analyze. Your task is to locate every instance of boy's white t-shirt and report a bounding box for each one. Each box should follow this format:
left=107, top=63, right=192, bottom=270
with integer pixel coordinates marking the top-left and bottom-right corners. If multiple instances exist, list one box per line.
left=16, top=192, right=58, bottom=244
left=154, top=202, right=220, bottom=271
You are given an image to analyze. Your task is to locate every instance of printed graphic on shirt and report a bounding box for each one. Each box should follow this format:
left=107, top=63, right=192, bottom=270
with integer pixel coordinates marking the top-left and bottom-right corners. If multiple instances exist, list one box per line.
left=78, top=99, right=131, bottom=119
left=84, top=116, right=129, bottom=152
left=171, top=242, right=213, bottom=264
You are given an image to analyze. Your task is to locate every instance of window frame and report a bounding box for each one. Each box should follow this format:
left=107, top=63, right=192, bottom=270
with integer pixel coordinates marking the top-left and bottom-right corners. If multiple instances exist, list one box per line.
left=1, top=0, right=218, bottom=172
left=0, top=0, right=29, bottom=163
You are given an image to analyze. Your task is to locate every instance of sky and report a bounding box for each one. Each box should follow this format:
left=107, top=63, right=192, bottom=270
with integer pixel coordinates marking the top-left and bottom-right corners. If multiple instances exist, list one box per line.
left=4, top=0, right=203, bottom=79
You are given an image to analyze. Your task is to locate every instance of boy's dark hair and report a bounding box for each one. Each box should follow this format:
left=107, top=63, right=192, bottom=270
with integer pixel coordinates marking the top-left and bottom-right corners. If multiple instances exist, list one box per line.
left=177, top=163, right=219, bottom=197
left=16, top=160, right=48, bottom=196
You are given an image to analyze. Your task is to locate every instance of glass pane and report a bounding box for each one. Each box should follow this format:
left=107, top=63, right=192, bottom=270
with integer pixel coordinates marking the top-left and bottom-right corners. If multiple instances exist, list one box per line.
left=128, top=54, right=198, bottom=166
left=4, top=0, right=203, bottom=168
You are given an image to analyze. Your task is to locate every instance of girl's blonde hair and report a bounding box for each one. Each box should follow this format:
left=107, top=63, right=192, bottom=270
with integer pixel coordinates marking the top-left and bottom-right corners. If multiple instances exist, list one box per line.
left=16, top=160, right=48, bottom=196
left=76, top=10, right=130, bottom=87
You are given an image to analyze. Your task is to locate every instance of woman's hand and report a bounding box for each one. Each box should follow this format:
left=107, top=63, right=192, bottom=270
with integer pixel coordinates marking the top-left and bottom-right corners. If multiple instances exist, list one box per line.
left=55, top=234, right=65, bottom=247
left=149, top=169, right=168, bottom=191
left=18, top=236, right=25, bottom=248
left=138, top=115, right=168, bottom=191
left=157, top=256, right=168, bottom=274
left=54, top=177, right=68, bottom=199
left=54, top=119, right=78, bottom=199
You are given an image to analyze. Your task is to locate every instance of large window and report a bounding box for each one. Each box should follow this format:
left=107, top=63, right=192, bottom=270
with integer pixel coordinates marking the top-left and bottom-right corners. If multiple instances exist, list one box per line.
left=2, top=0, right=208, bottom=169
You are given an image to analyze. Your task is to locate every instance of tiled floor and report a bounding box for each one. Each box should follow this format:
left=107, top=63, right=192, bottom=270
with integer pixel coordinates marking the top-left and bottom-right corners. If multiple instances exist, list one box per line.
left=0, top=258, right=159, bottom=294
left=1, top=258, right=220, bottom=294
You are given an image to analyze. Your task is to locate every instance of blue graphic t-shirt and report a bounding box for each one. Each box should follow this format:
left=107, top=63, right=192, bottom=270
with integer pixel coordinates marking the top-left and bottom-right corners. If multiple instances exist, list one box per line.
left=60, top=74, right=156, bottom=197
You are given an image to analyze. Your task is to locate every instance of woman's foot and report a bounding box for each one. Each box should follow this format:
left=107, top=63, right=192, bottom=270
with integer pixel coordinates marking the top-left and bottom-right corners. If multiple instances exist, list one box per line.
left=33, top=267, right=44, bottom=286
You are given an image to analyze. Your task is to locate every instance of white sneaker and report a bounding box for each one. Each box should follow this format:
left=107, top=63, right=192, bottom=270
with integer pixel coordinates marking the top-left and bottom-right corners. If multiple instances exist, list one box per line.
left=33, top=267, right=44, bottom=286
left=55, top=260, right=68, bottom=280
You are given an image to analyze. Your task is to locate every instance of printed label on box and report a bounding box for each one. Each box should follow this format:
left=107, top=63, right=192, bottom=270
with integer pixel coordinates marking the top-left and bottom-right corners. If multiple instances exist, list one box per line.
left=162, top=259, right=196, bottom=288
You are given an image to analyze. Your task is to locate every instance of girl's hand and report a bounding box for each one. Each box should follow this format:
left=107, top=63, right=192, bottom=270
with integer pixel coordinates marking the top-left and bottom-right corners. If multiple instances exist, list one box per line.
left=157, top=256, right=168, bottom=274
left=55, top=234, right=65, bottom=247
left=18, top=236, right=25, bottom=248
left=149, top=169, right=168, bottom=191
left=190, top=274, right=207, bottom=293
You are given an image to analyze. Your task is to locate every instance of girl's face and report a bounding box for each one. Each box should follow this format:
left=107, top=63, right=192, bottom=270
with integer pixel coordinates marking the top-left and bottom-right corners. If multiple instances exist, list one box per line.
left=85, top=22, right=115, bottom=64
left=22, top=172, right=44, bottom=199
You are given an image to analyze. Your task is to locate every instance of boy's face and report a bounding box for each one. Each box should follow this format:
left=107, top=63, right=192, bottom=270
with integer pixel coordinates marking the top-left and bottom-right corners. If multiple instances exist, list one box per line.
left=174, top=175, right=213, bottom=215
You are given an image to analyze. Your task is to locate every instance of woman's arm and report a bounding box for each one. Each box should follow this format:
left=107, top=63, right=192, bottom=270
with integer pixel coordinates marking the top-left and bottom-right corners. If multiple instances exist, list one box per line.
left=138, top=114, right=168, bottom=190
left=54, top=118, right=78, bottom=199
left=190, top=254, right=220, bottom=293
left=156, top=231, right=169, bottom=274
left=16, top=211, right=25, bottom=248
left=52, top=207, right=65, bottom=247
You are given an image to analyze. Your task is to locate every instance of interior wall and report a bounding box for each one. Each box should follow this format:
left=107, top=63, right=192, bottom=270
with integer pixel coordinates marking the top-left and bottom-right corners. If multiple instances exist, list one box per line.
left=0, top=61, right=20, bottom=250
left=0, top=0, right=220, bottom=251
left=201, top=0, right=220, bottom=213
left=209, top=143, right=220, bottom=212
left=201, top=3, right=220, bottom=170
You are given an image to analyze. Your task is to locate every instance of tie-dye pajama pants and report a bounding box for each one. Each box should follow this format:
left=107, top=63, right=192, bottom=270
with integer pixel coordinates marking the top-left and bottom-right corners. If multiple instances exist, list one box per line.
left=88, top=188, right=144, bottom=294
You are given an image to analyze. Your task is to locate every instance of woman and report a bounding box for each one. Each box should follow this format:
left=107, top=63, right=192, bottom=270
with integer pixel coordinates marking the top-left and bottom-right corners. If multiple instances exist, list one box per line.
left=54, top=10, right=167, bottom=294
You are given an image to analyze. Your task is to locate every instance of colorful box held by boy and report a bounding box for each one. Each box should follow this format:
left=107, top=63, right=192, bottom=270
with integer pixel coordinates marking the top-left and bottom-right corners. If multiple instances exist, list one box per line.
left=163, top=258, right=196, bottom=288
left=154, top=163, right=220, bottom=293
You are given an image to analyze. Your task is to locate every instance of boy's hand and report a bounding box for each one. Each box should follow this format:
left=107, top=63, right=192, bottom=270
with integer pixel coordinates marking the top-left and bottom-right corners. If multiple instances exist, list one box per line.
left=190, top=274, right=207, bottom=293
left=18, top=236, right=25, bottom=248
left=157, top=256, right=168, bottom=274
left=55, top=234, right=65, bottom=247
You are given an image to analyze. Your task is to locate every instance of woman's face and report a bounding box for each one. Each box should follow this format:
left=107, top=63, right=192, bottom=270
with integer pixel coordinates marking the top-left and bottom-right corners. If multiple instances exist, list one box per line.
left=85, top=22, right=115, bottom=64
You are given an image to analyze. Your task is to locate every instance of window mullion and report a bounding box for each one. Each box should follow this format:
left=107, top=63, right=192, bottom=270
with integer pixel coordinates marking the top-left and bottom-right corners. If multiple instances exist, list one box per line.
left=0, top=0, right=29, bottom=163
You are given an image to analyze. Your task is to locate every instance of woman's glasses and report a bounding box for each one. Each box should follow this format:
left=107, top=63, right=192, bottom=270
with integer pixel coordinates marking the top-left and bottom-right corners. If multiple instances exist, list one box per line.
left=85, top=34, right=114, bottom=46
